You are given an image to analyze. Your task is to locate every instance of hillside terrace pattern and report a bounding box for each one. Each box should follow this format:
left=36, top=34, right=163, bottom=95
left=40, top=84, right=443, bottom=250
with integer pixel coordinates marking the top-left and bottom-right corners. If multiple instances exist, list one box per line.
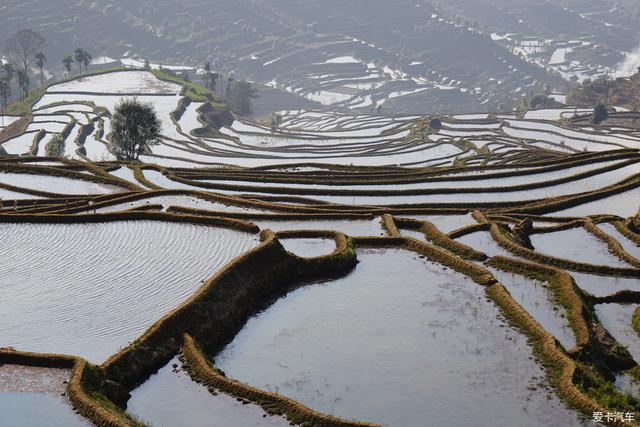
left=3, top=70, right=640, bottom=426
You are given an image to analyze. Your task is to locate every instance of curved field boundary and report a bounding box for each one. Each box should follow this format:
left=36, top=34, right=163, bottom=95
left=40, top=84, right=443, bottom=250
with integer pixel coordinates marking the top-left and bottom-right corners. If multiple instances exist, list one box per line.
left=30, top=130, right=47, bottom=156
left=381, top=213, right=400, bottom=237
left=167, top=157, right=640, bottom=197
left=0, top=349, right=133, bottom=427
left=616, top=221, right=640, bottom=246
left=485, top=284, right=627, bottom=425
left=2, top=221, right=636, bottom=426
left=46, top=91, right=178, bottom=97
left=0, top=161, right=138, bottom=192
left=0, top=115, right=32, bottom=143
left=100, top=229, right=357, bottom=391
left=193, top=151, right=640, bottom=184
left=487, top=256, right=590, bottom=351
left=495, top=176, right=640, bottom=216
left=182, top=334, right=379, bottom=427
left=0, top=210, right=258, bottom=232
left=584, top=220, right=640, bottom=269
left=420, top=220, right=487, bottom=261
left=403, top=237, right=496, bottom=286
left=488, top=221, right=640, bottom=277
left=447, top=223, right=490, bottom=238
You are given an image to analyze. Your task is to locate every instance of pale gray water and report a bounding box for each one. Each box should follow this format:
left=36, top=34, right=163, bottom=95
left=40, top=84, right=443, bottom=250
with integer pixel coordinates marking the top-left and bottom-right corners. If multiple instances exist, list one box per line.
left=571, top=272, right=640, bottom=297
left=456, top=231, right=515, bottom=258
left=0, top=365, right=88, bottom=426
left=127, top=357, right=289, bottom=427
left=595, top=303, right=640, bottom=363
left=0, top=221, right=257, bottom=362
left=0, top=392, right=91, bottom=427
left=279, top=238, right=337, bottom=257
left=256, top=218, right=384, bottom=237
left=216, top=248, right=587, bottom=426
left=488, top=268, right=576, bottom=350
left=531, top=228, right=632, bottom=268
left=546, top=186, right=640, bottom=218
left=598, top=223, right=640, bottom=261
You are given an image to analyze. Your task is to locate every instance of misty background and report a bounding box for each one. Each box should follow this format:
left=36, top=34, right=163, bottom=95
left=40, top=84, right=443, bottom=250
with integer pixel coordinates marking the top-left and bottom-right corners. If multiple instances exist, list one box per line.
left=1, top=0, right=639, bottom=116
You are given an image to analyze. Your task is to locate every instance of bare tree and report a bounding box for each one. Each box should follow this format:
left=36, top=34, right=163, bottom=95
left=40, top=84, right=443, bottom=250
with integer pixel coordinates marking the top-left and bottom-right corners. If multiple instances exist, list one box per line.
left=6, top=29, right=46, bottom=94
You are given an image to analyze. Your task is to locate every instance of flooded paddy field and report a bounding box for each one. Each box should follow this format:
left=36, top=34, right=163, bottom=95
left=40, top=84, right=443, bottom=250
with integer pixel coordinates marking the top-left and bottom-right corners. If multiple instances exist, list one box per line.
left=215, top=249, right=586, bottom=426
left=0, top=221, right=257, bottom=362
left=127, top=357, right=289, bottom=427
left=3, top=68, right=640, bottom=425
left=0, top=365, right=90, bottom=426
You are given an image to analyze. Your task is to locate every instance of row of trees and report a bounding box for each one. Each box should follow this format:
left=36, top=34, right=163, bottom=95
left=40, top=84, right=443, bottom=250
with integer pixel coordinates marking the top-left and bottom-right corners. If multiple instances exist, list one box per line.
left=2, top=29, right=46, bottom=104
left=62, top=48, right=92, bottom=76
left=1, top=29, right=95, bottom=113
left=201, top=61, right=258, bottom=115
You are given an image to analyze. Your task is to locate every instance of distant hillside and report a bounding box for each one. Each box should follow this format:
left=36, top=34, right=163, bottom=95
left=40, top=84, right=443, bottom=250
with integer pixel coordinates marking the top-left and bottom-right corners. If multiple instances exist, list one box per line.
left=615, top=0, right=640, bottom=21
left=566, top=72, right=640, bottom=108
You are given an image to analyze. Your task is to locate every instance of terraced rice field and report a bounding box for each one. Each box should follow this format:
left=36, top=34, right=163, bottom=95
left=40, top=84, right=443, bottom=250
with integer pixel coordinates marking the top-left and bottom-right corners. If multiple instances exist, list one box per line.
left=3, top=69, right=640, bottom=426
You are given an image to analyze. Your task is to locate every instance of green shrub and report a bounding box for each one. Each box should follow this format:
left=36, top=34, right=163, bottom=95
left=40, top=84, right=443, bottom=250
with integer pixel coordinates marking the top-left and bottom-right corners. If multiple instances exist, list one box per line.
left=45, top=133, right=66, bottom=157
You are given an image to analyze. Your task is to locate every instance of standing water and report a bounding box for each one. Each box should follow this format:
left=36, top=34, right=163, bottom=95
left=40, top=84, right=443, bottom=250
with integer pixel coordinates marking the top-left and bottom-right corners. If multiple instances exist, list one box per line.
left=216, top=248, right=586, bottom=426
left=0, top=221, right=257, bottom=362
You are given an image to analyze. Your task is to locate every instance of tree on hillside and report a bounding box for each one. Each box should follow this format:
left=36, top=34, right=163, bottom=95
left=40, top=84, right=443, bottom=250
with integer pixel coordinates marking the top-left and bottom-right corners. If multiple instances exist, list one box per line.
left=35, top=52, right=47, bottom=86
left=202, top=62, right=219, bottom=92
left=74, top=48, right=91, bottom=73
left=62, top=56, right=73, bottom=76
left=211, top=72, right=220, bottom=93
left=1, top=64, right=14, bottom=102
left=16, top=69, right=29, bottom=100
left=204, top=72, right=217, bottom=92
left=592, top=102, right=609, bottom=125
left=6, top=29, right=45, bottom=94
left=108, top=98, right=162, bottom=160
left=82, top=51, right=92, bottom=72
left=2, top=63, right=15, bottom=84
left=225, top=77, right=234, bottom=98
left=227, top=80, right=259, bottom=116
left=0, top=79, right=9, bottom=124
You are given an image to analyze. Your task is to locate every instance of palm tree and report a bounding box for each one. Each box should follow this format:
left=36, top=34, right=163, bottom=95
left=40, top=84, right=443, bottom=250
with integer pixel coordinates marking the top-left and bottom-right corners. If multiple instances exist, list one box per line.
left=74, top=48, right=86, bottom=73
left=62, top=55, right=73, bottom=76
left=81, top=51, right=92, bottom=72
left=35, top=52, right=47, bottom=86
